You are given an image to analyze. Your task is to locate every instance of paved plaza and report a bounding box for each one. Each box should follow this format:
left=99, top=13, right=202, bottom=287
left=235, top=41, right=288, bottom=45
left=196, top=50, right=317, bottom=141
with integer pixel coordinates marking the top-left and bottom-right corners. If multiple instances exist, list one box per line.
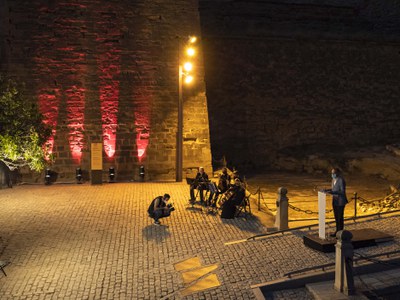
left=0, top=179, right=399, bottom=299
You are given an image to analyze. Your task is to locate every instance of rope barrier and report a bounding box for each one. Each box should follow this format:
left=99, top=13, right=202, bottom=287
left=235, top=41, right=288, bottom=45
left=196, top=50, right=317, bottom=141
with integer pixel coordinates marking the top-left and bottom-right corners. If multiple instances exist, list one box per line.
left=246, top=184, right=277, bottom=212
left=225, top=170, right=400, bottom=218
left=245, top=186, right=400, bottom=218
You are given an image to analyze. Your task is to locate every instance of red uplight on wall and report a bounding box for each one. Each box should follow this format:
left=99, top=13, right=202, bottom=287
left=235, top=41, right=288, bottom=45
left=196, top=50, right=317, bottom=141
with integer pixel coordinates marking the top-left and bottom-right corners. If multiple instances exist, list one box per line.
left=135, top=112, right=150, bottom=162
left=35, top=2, right=88, bottom=165
left=98, top=59, right=120, bottom=159
left=96, top=14, right=121, bottom=159
left=103, top=126, right=117, bottom=158
left=38, top=89, right=61, bottom=159
left=136, top=131, right=149, bottom=162
left=66, top=87, right=85, bottom=163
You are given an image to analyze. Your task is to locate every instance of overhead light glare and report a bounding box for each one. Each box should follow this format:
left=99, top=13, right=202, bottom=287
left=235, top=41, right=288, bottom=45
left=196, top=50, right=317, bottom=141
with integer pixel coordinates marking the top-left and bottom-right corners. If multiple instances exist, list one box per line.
left=186, top=47, right=195, bottom=56
left=183, top=62, right=193, bottom=72
left=184, top=75, right=193, bottom=84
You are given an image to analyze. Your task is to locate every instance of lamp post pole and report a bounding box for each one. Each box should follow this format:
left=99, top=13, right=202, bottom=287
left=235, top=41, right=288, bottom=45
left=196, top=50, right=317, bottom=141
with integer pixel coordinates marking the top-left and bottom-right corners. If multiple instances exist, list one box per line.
left=176, top=62, right=183, bottom=182
left=176, top=35, right=196, bottom=182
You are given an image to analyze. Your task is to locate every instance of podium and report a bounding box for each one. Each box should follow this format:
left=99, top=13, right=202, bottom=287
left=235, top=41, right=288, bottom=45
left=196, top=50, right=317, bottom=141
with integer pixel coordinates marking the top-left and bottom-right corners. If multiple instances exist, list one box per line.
left=304, top=192, right=393, bottom=252
left=318, top=191, right=326, bottom=239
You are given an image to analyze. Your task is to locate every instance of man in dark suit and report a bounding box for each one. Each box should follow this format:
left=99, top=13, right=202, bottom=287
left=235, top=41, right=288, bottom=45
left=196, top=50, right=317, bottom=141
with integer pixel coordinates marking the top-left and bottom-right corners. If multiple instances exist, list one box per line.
left=323, top=168, right=348, bottom=237
left=189, top=167, right=209, bottom=204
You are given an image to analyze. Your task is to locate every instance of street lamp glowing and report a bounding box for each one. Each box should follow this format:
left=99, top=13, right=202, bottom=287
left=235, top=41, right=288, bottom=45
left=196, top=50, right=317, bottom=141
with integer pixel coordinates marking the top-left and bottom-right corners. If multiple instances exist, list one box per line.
left=183, top=62, right=193, bottom=72
left=184, top=75, right=193, bottom=84
left=186, top=47, right=195, bottom=56
left=177, top=34, right=198, bottom=182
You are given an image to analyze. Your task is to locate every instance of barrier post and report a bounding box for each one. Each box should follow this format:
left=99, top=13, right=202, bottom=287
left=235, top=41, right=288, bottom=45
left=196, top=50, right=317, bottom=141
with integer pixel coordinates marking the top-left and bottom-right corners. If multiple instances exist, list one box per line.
left=274, top=187, right=288, bottom=230
left=334, top=230, right=355, bottom=295
left=354, top=192, right=358, bottom=219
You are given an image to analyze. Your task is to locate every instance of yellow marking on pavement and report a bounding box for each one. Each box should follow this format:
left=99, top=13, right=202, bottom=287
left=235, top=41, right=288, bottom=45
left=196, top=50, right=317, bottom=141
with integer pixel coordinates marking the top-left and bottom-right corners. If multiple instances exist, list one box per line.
left=174, top=257, right=202, bottom=271
left=224, top=239, right=248, bottom=245
left=180, top=274, right=221, bottom=296
left=181, top=265, right=218, bottom=284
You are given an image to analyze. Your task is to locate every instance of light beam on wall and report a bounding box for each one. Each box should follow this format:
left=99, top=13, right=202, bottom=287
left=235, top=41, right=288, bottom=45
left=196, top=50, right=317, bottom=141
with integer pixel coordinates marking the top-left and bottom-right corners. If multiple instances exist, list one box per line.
left=35, top=2, right=88, bottom=164
left=96, top=15, right=121, bottom=159
left=134, top=107, right=150, bottom=162
left=136, top=128, right=149, bottom=162
left=98, top=66, right=120, bottom=158
left=66, top=87, right=85, bottom=162
left=38, top=89, right=61, bottom=159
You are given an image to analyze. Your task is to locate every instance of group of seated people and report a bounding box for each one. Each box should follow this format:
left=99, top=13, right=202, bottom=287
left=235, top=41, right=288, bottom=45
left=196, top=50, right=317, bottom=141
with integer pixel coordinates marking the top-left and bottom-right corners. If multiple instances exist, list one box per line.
left=189, top=167, right=246, bottom=219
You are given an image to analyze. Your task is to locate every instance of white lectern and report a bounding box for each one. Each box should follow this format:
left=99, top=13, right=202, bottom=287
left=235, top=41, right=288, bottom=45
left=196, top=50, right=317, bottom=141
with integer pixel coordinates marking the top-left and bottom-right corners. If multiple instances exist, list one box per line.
left=318, top=191, right=326, bottom=239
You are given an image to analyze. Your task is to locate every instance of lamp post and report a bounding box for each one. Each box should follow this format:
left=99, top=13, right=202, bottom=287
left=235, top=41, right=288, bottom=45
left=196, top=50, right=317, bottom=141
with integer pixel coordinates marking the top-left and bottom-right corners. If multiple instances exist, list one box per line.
left=177, top=63, right=183, bottom=182
left=176, top=36, right=197, bottom=182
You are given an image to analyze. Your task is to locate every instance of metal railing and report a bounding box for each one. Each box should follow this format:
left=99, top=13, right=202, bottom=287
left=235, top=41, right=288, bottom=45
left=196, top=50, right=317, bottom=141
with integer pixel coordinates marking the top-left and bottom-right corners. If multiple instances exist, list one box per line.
left=283, top=249, right=400, bottom=278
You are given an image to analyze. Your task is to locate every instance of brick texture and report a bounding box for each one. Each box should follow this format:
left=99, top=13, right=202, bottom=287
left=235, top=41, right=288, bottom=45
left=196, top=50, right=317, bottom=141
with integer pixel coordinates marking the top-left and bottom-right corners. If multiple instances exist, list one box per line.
left=0, top=0, right=212, bottom=181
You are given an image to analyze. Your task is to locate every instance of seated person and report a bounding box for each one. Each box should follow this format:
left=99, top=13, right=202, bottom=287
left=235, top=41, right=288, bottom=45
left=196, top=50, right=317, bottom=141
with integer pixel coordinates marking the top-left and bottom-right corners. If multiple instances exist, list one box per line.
left=219, top=167, right=231, bottom=192
left=208, top=167, right=231, bottom=206
left=221, top=178, right=245, bottom=219
left=189, top=167, right=209, bottom=203
left=232, top=170, right=243, bottom=183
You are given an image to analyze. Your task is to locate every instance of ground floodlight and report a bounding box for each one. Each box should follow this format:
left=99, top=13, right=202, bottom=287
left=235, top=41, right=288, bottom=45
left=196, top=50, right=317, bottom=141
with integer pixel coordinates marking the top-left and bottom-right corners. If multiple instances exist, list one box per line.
left=45, top=169, right=51, bottom=185
left=109, top=167, right=115, bottom=183
left=76, top=167, right=83, bottom=184
left=139, top=165, right=145, bottom=181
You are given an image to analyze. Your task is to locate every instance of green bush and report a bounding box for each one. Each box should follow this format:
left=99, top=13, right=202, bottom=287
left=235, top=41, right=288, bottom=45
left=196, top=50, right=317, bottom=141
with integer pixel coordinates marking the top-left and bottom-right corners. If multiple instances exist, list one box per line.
left=0, top=75, right=52, bottom=171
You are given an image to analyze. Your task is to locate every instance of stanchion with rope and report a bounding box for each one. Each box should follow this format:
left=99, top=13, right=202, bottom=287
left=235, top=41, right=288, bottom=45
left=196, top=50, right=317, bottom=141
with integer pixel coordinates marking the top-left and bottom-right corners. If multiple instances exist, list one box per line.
left=354, top=192, right=358, bottom=219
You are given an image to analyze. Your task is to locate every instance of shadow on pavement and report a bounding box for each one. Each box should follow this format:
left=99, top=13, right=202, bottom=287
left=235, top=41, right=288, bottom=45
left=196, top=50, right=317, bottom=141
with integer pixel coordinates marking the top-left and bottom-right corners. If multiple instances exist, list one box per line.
left=142, top=225, right=171, bottom=243
left=185, top=206, right=204, bottom=213
left=221, top=214, right=265, bottom=234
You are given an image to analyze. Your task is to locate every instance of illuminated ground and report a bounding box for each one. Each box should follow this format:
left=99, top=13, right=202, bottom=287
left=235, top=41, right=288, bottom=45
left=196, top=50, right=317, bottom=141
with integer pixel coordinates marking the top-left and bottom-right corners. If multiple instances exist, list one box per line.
left=0, top=174, right=399, bottom=299
left=245, top=172, right=395, bottom=228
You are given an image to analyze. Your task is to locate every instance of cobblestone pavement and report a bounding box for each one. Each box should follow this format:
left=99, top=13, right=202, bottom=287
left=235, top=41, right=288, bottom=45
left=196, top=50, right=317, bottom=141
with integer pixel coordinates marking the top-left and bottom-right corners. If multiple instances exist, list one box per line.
left=0, top=182, right=399, bottom=300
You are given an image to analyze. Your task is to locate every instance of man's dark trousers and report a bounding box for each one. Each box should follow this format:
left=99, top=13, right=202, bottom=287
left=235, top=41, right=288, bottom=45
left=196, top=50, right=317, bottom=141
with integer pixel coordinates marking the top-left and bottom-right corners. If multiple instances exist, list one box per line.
left=333, top=205, right=345, bottom=233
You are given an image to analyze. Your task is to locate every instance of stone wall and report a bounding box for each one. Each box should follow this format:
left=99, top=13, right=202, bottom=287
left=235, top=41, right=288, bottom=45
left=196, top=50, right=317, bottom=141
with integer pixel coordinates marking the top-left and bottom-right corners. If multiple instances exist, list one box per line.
left=0, top=0, right=212, bottom=181
left=199, top=0, right=400, bottom=172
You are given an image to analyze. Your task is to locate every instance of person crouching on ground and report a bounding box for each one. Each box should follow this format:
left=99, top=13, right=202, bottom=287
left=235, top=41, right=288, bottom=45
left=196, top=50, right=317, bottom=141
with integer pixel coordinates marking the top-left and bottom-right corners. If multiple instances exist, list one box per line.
left=148, top=194, right=173, bottom=225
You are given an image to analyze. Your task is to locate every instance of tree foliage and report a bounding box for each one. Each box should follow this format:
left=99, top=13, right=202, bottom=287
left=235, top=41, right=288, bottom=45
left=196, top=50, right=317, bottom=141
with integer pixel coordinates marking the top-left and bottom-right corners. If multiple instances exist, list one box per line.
left=0, top=75, right=52, bottom=171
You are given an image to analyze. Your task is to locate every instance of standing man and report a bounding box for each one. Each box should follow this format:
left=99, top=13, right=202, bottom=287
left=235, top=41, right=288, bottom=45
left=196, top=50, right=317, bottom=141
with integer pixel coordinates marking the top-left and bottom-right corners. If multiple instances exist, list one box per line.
left=148, top=194, right=173, bottom=225
left=322, top=168, right=348, bottom=237
left=189, top=167, right=209, bottom=204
